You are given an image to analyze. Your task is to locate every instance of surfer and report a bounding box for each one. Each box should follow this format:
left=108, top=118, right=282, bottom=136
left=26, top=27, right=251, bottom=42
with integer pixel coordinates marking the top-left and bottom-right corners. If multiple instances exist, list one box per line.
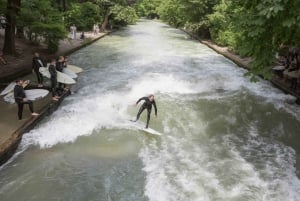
left=134, top=94, right=157, bottom=128
left=14, top=80, right=39, bottom=120
left=56, top=56, right=67, bottom=93
left=49, top=59, right=60, bottom=101
left=32, top=52, right=46, bottom=87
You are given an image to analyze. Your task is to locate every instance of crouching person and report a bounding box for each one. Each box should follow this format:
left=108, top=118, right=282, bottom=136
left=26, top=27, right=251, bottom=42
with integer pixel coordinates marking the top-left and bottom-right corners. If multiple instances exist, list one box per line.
left=14, top=80, right=39, bottom=120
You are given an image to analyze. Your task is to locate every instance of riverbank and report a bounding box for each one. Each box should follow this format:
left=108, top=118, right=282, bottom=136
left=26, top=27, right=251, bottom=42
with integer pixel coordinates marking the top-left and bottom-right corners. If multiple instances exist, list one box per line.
left=0, top=31, right=110, bottom=166
left=183, top=29, right=300, bottom=103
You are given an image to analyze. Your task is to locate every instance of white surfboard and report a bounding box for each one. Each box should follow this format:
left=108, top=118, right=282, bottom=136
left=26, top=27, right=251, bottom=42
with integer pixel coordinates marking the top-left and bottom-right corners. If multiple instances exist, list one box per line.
left=63, top=68, right=78, bottom=79
left=67, top=64, right=83, bottom=73
left=142, top=127, right=162, bottom=136
left=3, top=89, right=49, bottom=104
left=39, top=67, right=76, bottom=84
left=272, top=66, right=285, bottom=70
left=130, top=120, right=162, bottom=136
left=0, top=80, right=30, bottom=96
left=286, top=69, right=300, bottom=78
left=0, top=82, right=16, bottom=96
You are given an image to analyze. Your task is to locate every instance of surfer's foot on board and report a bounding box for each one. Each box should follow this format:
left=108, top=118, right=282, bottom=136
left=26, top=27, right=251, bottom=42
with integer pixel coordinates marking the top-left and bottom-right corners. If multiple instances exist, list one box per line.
left=31, top=112, right=39, bottom=116
left=52, top=97, right=59, bottom=101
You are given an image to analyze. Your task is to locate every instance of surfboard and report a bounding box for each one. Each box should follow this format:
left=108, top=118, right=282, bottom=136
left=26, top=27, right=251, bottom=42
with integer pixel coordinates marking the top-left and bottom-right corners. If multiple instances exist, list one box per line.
left=67, top=64, right=83, bottom=73
left=0, top=80, right=30, bottom=96
left=0, top=82, right=16, bottom=96
left=3, top=89, right=49, bottom=104
left=142, top=127, right=162, bottom=136
left=286, top=70, right=300, bottom=78
left=130, top=120, right=162, bottom=136
left=272, top=66, right=285, bottom=70
left=63, top=68, right=78, bottom=79
left=39, top=67, right=76, bottom=84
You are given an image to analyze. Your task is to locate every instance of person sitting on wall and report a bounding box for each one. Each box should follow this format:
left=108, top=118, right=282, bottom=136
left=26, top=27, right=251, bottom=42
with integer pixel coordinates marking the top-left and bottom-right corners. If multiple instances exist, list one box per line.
left=80, top=32, right=85, bottom=40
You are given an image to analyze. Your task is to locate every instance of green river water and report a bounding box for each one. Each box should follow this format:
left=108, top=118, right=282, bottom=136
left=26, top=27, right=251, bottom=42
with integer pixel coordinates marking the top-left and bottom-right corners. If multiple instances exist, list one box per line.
left=1, top=20, right=300, bottom=201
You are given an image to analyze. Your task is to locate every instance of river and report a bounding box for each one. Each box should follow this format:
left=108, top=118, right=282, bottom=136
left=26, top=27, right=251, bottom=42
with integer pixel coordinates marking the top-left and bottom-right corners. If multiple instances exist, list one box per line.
left=1, top=20, right=300, bottom=201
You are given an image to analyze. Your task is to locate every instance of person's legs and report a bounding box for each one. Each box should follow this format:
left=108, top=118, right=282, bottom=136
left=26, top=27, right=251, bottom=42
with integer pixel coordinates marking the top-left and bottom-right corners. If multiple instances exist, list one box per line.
left=34, top=68, right=43, bottom=85
left=135, top=106, right=146, bottom=121
left=27, top=101, right=34, bottom=113
left=145, top=108, right=152, bottom=128
left=17, top=102, right=24, bottom=120
left=22, top=101, right=39, bottom=116
left=51, top=78, right=59, bottom=101
left=38, top=70, right=43, bottom=85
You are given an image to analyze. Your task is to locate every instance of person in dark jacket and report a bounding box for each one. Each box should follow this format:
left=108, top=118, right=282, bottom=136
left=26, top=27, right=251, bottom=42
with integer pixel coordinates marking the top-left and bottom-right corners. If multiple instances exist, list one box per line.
left=49, top=59, right=60, bottom=101
left=32, top=52, right=45, bottom=87
left=56, top=56, right=67, bottom=93
left=134, top=94, right=158, bottom=128
left=14, top=80, right=39, bottom=120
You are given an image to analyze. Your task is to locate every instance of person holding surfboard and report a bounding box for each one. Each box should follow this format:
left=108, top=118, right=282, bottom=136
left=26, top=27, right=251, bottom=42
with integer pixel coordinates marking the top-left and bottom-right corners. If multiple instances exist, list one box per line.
left=134, top=94, right=157, bottom=129
left=49, top=59, right=60, bottom=101
left=14, top=80, right=39, bottom=120
left=32, top=52, right=46, bottom=87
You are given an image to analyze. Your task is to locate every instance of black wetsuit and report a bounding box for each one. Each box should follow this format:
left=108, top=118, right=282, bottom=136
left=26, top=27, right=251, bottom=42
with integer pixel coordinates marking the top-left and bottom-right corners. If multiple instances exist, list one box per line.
left=14, top=85, right=33, bottom=120
left=56, top=61, right=65, bottom=91
left=32, top=56, right=45, bottom=84
left=49, top=64, right=57, bottom=97
left=135, top=97, right=157, bottom=128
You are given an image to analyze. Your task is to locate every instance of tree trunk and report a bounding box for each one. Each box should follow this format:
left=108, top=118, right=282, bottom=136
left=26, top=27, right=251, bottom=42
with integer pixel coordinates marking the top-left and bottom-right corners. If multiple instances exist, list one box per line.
left=16, top=26, right=24, bottom=38
left=3, top=0, right=21, bottom=55
left=100, top=8, right=110, bottom=32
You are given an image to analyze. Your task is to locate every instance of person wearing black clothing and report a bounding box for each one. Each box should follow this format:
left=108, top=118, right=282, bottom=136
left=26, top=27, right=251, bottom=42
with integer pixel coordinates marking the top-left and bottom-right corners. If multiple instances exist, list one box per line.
left=14, top=80, right=39, bottom=120
left=56, top=56, right=66, bottom=92
left=134, top=94, right=157, bottom=128
left=32, top=52, right=45, bottom=87
left=49, top=59, right=59, bottom=101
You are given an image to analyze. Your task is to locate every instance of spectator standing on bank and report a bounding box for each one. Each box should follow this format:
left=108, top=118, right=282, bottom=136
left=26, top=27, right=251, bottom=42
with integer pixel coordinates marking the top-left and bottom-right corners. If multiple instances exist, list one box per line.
left=70, top=24, right=77, bottom=39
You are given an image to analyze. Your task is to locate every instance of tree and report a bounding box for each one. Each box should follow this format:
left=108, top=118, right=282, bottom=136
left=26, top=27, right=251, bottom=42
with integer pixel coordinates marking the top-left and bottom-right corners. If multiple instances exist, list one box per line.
left=3, top=0, right=21, bottom=55
left=65, top=1, right=102, bottom=30
left=19, top=0, right=66, bottom=53
left=209, top=0, right=300, bottom=78
left=111, top=4, right=137, bottom=25
left=134, top=0, right=161, bottom=18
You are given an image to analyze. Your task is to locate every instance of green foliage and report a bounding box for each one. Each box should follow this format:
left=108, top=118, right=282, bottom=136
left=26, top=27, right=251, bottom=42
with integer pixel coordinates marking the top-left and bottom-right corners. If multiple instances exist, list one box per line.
left=0, top=0, right=6, bottom=14
left=135, top=0, right=300, bottom=79
left=32, top=22, right=66, bottom=53
left=134, top=0, right=161, bottom=17
left=19, top=0, right=67, bottom=53
left=65, top=2, right=102, bottom=31
left=111, top=5, right=138, bottom=25
left=156, top=0, right=218, bottom=37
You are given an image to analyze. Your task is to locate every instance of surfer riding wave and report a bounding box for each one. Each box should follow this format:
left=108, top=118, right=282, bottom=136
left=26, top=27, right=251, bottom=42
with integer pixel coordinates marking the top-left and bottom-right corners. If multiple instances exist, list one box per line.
left=133, top=94, right=157, bottom=128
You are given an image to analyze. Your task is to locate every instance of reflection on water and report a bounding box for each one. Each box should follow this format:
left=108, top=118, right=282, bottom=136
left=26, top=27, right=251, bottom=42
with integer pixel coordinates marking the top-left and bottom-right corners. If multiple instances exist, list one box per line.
left=0, top=19, right=300, bottom=201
